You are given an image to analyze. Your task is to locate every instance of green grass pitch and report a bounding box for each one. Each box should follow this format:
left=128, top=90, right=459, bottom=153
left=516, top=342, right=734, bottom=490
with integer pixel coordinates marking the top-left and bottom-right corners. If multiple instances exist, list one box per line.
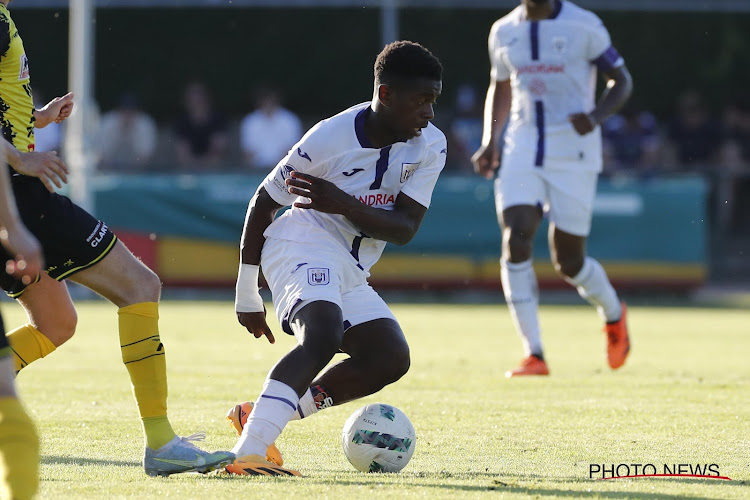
left=7, top=300, right=749, bottom=499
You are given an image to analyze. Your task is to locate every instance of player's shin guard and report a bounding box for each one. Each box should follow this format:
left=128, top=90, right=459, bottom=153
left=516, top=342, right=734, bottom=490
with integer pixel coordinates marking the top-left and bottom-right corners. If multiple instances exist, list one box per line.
left=0, top=397, right=39, bottom=500
left=233, top=379, right=298, bottom=458
left=6, top=324, right=56, bottom=373
left=564, top=257, right=621, bottom=322
left=118, top=302, right=175, bottom=450
left=501, top=259, right=543, bottom=357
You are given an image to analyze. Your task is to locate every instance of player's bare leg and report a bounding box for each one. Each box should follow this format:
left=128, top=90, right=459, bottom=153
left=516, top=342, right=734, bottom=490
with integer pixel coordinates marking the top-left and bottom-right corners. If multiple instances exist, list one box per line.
left=8, top=274, right=77, bottom=372
left=308, top=318, right=409, bottom=406
left=549, top=224, right=629, bottom=369
left=500, top=205, right=548, bottom=377
left=228, top=301, right=343, bottom=476
left=70, top=241, right=234, bottom=475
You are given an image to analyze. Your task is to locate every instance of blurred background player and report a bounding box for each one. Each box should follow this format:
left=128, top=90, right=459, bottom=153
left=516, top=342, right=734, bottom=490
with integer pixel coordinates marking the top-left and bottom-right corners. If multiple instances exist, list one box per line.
left=239, top=86, right=302, bottom=170
left=472, top=0, right=633, bottom=376
left=0, top=143, right=42, bottom=500
left=227, top=41, right=445, bottom=476
left=0, top=0, right=233, bottom=476
left=174, top=81, right=229, bottom=170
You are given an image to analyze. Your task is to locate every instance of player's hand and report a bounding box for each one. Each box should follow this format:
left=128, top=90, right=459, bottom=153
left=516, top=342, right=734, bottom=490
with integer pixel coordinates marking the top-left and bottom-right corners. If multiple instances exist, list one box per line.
left=471, top=143, right=500, bottom=180
left=0, top=223, right=43, bottom=286
left=286, top=171, right=356, bottom=214
left=13, top=151, right=69, bottom=192
left=237, top=310, right=276, bottom=344
left=34, top=92, right=75, bottom=128
left=569, top=112, right=597, bottom=136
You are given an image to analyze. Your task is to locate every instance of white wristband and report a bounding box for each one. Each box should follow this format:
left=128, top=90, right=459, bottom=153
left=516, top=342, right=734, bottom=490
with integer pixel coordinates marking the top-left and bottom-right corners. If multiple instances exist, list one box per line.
left=235, top=264, right=264, bottom=313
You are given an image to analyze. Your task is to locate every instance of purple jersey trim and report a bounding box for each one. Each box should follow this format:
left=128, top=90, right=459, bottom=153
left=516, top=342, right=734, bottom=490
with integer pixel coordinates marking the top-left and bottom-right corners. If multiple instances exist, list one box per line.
left=593, top=45, right=623, bottom=73
left=530, top=21, right=540, bottom=60
left=535, top=100, right=545, bottom=167
left=355, top=107, right=375, bottom=148
left=550, top=0, right=563, bottom=19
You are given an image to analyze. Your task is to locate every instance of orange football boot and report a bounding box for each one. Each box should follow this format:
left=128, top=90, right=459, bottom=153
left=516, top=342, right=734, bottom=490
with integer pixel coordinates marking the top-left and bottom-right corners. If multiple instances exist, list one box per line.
left=226, top=454, right=300, bottom=477
left=605, top=302, right=630, bottom=369
left=226, top=402, right=284, bottom=466
left=505, top=355, right=549, bottom=378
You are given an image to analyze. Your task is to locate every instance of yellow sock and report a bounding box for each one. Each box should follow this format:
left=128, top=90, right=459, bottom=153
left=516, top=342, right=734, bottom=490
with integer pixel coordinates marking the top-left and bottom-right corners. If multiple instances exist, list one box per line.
left=7, top=324, right=56, bottom=372
left=0, top=397, right=39, bottom=500
left=118, top=302, right=175, bottom=450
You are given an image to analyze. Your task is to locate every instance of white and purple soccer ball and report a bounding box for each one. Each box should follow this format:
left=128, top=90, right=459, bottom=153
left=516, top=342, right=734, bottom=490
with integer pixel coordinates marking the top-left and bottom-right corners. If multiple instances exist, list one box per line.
left=341, top=403, right=416, bottom=473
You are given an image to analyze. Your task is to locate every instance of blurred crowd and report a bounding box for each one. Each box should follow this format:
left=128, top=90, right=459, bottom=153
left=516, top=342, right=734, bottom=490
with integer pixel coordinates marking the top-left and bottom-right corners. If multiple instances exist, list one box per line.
left=36, top=82, right=750, bottom=180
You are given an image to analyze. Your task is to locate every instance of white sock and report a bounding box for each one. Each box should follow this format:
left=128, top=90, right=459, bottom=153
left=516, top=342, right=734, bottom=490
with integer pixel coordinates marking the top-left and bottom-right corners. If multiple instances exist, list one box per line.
left=232, top=379, right=299, bottom=458
left=564, top=256, right=621, bottom=323
left=501, top=259, right=543, bottom=357
left=289, top=388, right=317, bottom=421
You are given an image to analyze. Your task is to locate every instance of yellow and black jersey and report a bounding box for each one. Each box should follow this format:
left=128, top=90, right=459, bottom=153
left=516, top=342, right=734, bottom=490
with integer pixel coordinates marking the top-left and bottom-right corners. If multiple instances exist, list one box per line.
left=0, top=3, right=34, bottom=153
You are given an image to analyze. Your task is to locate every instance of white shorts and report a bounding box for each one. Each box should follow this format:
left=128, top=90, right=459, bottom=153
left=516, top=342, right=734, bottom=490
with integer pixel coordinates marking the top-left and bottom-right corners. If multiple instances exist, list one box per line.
left=494, top=166, right=599, bottom=237
left=261, top=237, right=397, bottom=336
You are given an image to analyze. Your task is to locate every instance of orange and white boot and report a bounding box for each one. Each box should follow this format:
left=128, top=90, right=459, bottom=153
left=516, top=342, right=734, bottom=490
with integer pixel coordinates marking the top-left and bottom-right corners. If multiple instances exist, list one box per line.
left=226, top=402, right=284, bottom=466
left=605, top=302, right=630, bottom=369
left=505, top=355, right=549, bottom=378
left=225, top=454, right=300, bottom=477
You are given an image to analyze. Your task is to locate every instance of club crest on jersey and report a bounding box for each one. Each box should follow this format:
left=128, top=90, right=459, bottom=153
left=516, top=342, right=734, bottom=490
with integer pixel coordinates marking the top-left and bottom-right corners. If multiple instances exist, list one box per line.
left=280, top=164, right=296, bottom=180
left=552, top=36, right=568, bottom=55
left=400, top=162, right=420, bottom=183
left=18, top=54, right=29, bottom=80
left=308, top=268, right=330, bottom=286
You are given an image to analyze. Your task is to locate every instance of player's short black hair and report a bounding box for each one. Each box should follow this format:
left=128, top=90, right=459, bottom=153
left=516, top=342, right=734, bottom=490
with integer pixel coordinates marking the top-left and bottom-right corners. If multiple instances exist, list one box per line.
left=374, top=41, right=443, bottom=86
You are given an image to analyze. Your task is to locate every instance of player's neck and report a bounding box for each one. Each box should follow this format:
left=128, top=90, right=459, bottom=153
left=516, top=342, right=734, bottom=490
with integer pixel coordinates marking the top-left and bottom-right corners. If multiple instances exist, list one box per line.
left=364, top=107, right=403, bottom=149
left=525, top=1, right=555, bottom=21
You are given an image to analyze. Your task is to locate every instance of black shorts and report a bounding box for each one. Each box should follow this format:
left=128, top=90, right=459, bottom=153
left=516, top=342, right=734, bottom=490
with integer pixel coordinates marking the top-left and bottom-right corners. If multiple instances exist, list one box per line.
left=0, top=176, right=117, bottom=298
left=0, top=311, right=7, bottom=358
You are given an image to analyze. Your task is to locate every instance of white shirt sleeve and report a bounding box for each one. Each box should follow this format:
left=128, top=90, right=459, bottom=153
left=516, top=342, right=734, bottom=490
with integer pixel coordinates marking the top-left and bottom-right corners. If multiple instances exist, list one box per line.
left=587, top=20, right=624, bottom=71
left=489, top=23, right=511, bottom=82
left=400, top=136, right=447, bottom=209
left=259, top=126, right=325, bottom=207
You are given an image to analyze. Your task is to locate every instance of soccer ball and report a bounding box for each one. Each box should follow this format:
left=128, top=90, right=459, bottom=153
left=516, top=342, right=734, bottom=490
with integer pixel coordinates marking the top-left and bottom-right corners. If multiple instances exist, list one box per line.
left=341, top=403, right=416, bottom=473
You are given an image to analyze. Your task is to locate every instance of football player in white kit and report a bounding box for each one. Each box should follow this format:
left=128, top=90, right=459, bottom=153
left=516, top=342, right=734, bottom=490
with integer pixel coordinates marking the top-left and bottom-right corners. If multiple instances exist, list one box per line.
left=226, top=41, right=446, bottom=476
left=472, top=0, right=633, bottom=377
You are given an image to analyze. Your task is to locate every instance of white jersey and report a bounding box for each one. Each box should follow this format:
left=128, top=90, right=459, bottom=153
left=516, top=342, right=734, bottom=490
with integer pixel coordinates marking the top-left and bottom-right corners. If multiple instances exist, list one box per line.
left=260, top=102, right=447, bottom=275
left=489, top=0, right=624, bottom=171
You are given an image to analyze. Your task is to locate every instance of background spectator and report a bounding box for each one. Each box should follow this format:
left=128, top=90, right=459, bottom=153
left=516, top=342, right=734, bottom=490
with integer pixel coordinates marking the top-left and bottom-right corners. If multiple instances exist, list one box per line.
left=667, top=90, right=721, bottom=170
left=174, top=82, right=228, bottom=169
left=98, top=93, right=158, bottom=171
left=239, top=87, right=302, bottom=170
left=446, top=84, right=483, bottom=173
left=602, top=105, right=661, bottom=177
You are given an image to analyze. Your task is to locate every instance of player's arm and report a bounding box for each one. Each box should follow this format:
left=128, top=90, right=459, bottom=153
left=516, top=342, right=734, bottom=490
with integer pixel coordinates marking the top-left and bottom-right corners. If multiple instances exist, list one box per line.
left=2, top=137, right=69, bottom=193
left=286, top=171, right=426, bottom=245
left=569, top=64, right=633, bottom=135
left=33, top=92, right=75, bottom=128
left=0, top=144, right=43, bottom=285
left=235, top=186, right=284, bottom=344
left=472, top=79, right=511, bottom=179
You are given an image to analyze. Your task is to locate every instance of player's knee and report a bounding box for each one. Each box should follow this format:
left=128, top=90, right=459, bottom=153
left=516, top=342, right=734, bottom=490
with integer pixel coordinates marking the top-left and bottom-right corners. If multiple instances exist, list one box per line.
left=377, top=342, right=411, bottom=385
left=301, top=327, right=344, bottom=366
left=505, top=232, right=534, bottom=262
left=43, top=309, right=77, bottom=346
left=119, top=266, right=162, bottom=306
left=553, top=255, right=584, bottom=278
left=137, top=266, right=162, bottom=299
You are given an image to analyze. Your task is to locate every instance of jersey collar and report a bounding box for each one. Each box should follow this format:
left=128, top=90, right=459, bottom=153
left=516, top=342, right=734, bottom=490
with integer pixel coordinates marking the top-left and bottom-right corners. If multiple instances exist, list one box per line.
left=522, top=0, right=563, bottom=21
left=355, top=106, right=375, bottom=148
